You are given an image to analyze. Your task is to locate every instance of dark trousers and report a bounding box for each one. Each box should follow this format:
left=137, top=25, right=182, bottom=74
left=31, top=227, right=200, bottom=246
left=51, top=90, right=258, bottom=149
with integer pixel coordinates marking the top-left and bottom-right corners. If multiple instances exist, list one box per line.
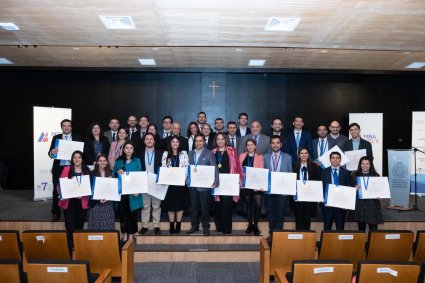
left=294, top=201, right=317, bottom=230
left=323, top=207, right=346, bottom=230
left=265, top=194, right=288, bottom=232
left=358, top=222, right=378, bottom=231
left=63, top=198, right=86, bottom=245
left=214, top=196, right=234, bottom=233
left=119, top=195, right=138, bottom=234
left=189, top=189, right=211, bottom=228
left=243, top=189, right=263, bottom=227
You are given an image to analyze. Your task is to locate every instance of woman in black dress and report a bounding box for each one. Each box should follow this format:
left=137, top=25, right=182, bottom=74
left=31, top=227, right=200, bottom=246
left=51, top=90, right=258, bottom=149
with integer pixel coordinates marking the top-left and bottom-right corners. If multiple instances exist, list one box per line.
left=161, top=136, right=189, bottom=234
left=352, top=156, right=383, bottom=231
left=84, top=122, right=110, bottom=166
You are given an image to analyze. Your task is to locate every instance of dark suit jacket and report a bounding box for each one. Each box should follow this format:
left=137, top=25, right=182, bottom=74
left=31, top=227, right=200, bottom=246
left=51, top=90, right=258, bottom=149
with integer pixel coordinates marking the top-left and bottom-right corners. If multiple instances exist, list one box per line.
left=205, top=134, right=215, bottom=150
left=163, top=135, right=189, bottom=152
left=104, top=130, right=115, bottom=144
left=236, top=127, right=251, bottom=137
left=283, top=130, right=313, bottom=162
left=139, top=148, right=163, bottom=174
left=188, top=148, right=219, bottom=191
left=226, top=135, right=243, bottom=155
left=321, top=166, right=352, bottom=192
left=158, top=129, right=172, bottom=139
left=239, top=133, right=271, bottom=155
left=83, top=136, right=110, bottom=165
left=49, top=133, right=83, bottom=178
left=311, top=137, right=337, bottom=160
left=342, top=138, right=374, bottom=160
left=293, top=162, right=321, bottom=181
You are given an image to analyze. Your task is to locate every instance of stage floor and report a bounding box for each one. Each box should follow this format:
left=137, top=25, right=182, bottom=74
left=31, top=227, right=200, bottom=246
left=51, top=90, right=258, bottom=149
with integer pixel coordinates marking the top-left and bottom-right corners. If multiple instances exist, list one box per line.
left=1, top=190, right=424, bottom=222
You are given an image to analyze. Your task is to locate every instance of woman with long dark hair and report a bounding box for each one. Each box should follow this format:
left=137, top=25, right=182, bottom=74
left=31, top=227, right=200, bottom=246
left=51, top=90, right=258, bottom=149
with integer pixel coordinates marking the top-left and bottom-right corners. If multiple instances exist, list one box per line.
left=108, top=127, right=128, bottom=170
left=161, top=136, right=189, bottom=234
left=186, top=121, right=200, bottom=151
left=84, top=122, right=110, bottom=165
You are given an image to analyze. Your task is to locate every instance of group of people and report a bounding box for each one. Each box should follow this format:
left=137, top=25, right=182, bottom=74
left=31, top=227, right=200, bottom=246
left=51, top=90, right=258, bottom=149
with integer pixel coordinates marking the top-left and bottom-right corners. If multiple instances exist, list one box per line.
left=48, top=112, right=383, bottom=243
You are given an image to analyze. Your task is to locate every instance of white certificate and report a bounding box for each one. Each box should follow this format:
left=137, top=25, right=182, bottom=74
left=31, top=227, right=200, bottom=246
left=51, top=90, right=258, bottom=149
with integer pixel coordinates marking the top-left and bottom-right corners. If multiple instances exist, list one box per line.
left=325, top=184, right=357, bottom=210
left=147, top=172, right=169, bottom=200
left=118, top=171, right=148, bottom=195
left=243, top=167, right=269, bottom=191
left=188, top=165, right=216, bottom=188
left=317, top=145, right=349, bottom=168
left=156, top=166, right=186, bottom=186
left=358, top=176, right=391, bottom=199
left=269, top=172, right=297, bottom=195
left=53, top=139, right=84, bottom=160
left=295, top=180, right=324, bottom=202
left=212, top=174, right=240, bottom=196
left=59, top=175, right=91, bottom=199
left=345, top=149, right=367, bottom=171
left=92, top=177, right=120, bottom=201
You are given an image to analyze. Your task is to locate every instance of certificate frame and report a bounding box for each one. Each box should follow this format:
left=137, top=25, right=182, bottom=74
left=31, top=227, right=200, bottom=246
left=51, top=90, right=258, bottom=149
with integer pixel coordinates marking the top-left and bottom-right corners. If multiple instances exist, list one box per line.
left=118, top=171, right=148, bottom=195
left=156, top=166, right=186, bottom=186
left=357, top=176, right=391, bottom=199
left=317, top=145, right=349, bottom=168
left=212, top=174, right=240, bottom=196
left=53, top=139, right=84, bottom=161
left=242, top=166, right=269, bottom=191
left=268, top=172, right=297, bottom=195
left=147, top=172, right=169, bottom=200
left=295, top=180, right=324, bottom=202
left=345, top=149, right=367, bottom=171
left=92, top=177, right=120, bottom=201
left=59, top=175, right=91, bottom=199
left=324, top=184, right=357, bottom=210
left=187, top=165, right=216, bottom=188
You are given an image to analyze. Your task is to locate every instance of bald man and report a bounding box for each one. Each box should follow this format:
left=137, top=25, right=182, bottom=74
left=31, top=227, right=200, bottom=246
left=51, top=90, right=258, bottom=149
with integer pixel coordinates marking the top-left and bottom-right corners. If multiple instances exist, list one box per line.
left=163, top=122, right=189, bottom=152
left=239, top=121, right=271, bottom=155
left=327, top=120, right=349, bottom=150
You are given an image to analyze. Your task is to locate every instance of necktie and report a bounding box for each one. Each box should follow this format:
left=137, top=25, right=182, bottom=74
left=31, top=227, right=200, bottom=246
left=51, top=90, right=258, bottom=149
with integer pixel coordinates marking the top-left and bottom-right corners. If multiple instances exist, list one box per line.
left=112, top=132, right=116, bottom=141
left=302, top=166, right=307, bottom=181
left=333, top=169, right=338, bottom=186
left=296, top=132, right=300, bottom=149
left=231, top=138, right=235, bottom=147
left=320, top=139, right=324, bottom=156
left=273, top=154, right=278, bottom=171
left=254, top=135, right=259, bottom=144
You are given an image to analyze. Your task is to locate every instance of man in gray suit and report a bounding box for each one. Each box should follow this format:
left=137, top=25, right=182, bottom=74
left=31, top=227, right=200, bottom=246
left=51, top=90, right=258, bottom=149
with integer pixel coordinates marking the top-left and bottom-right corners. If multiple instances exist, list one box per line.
left=104, top=118, right=120, bottom=144
left=239, top=121, right=271, bottom=155
left=312, top=125, right=337, bottom=160
left=264, top=135, right=293, bottom=234
left=186, top=134, right=219, bottom=236
left=226, top=121, right=243, bottom=155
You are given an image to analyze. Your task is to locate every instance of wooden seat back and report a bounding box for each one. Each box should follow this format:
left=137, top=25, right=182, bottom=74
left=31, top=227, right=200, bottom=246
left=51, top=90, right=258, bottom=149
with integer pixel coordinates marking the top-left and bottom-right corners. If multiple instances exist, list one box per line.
left=22, top=230, right=70, bottom=261
left=0, top=230, right=21, bottom=260
left=289, top=260, right=353, bottom=283
left=414, top=230, right=425, bottom=265
left=319, top=230, right=366, bottom=270
left=0, top=260, right=24, bottom=283
left=366, top=230, right=413, bottom=261
left=356, top=261, right=420, bottom=283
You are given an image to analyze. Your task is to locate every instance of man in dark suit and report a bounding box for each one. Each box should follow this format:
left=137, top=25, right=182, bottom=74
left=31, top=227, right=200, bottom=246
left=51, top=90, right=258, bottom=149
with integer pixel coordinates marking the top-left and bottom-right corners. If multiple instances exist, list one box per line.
left=131, top=114, right=151, bottom=154
left=126, top=115, right=139, bottom=140
left=226, top=121, right=243, bottom=155
left=197, top=111, right=207, bottom=131
left=104, top=118, right=120, bottom=144
left=236, top=112, right=251, bottom=137
left=187, top=134, right=219, bottom=236
left=201, top=123, right=215, bottom=150
left=210, top=117, right=226, bottom=141
left=163, top=122, right=189, bottom=152
left=139, top=133, right=163, bottom=235
left=239, top=121, right=271, bottom=155
left=321, top=151, right=352, bottom=230
left=158, top=115, right=173, bottom=139
left=342, top=122, right=373, bottom=160
left=312, top=125, right=337, bottom=160
left=269, top=117, right=285, bottom=142
left=48, top=119, right=83, bottom=221
left=283, top=116, right=313, bottom=163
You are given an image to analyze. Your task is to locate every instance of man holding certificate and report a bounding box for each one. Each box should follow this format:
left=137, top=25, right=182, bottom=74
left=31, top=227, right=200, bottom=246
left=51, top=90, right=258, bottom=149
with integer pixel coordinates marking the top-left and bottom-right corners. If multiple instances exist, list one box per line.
left=322, top=151, right=352, bottom=230
left=48, top=119, right=83, bottom=221
left=343, top=123, right=373, bottom=160
left=187, top=133, right=219, bottom=236
left=264, top=135, right=293, bottom=235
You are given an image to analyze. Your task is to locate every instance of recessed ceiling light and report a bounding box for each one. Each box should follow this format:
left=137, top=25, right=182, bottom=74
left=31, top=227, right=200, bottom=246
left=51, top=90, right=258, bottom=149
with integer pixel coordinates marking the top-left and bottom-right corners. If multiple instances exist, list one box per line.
left=98, top=15, right=136, bottom=30
left=152, top=48, right=159, bottom=51
left=73, top=47, right=80, bottom=51
left=405, top=62, right=425, bottom=69
left=0, top=22, right=20, bottom=31
left=0, top=58, right=14, bottom=64
left=321, top=50, right=328, bottom=53
left=264, top=17, right=301, bottom=32
left=235, top=48, right=243, bottom=52
left=138, top=59, right=156, bottom=66
left=248, top=59, right=266, bottom=66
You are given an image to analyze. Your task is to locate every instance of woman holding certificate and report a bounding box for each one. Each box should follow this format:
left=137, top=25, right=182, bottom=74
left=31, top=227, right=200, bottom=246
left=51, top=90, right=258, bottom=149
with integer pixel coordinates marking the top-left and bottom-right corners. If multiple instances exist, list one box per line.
left=88, top=154, right=115, bottom=230
left=161, top=136, right=189, bottom=234
left=57, top=150, right=90, bottom=246
left=108, top=127, right=128, bottom=170
left=112, top=141, right=143, bottom=241
left=293, top=147, right=320, bottom=230
left=84, top=122, right=110, bottom=166
left=212, top=133, right=243, bottom=234
left=351, top=156, right=383, bottom=231
left=239, top=138, right=264, bottom=235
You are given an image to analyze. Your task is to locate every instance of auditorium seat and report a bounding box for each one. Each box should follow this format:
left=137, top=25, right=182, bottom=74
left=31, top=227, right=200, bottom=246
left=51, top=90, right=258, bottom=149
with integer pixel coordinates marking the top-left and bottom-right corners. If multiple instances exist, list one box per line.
left=22, top=230, right=71, bottom=261
left=355, top=261, right=420, bottom=283
left=366, top=230, right=413, bottom=261
left=275, top=260, right=353, bottom=283
left=259, top=230, right=316, bottom=283
left=26, top=259, right=112, bottom=283
left=73, top=230, right=134, bottom=283
left=0, top=230, right=22, bottom=260
left=0, top=260, right=25, bottom=283
left=413, top=230, right=425, bottom=265
left=318, top=230, right=366, bottom=271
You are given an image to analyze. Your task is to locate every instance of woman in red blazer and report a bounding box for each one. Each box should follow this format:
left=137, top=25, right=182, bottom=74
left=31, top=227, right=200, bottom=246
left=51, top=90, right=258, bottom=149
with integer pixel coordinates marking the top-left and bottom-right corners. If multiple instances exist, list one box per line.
left=239, top=138, right=265, bottom=235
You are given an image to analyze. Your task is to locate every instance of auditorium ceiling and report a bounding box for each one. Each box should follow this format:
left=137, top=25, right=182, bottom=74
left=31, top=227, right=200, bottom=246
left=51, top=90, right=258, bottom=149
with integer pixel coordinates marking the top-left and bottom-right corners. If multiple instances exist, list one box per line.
left=1, top=0, right=425, bottom=71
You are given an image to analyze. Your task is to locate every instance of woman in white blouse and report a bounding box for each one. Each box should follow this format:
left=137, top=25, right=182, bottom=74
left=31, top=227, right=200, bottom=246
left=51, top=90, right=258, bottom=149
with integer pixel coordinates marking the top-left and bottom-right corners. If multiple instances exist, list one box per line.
left=161, top=136, right=189, bottom=234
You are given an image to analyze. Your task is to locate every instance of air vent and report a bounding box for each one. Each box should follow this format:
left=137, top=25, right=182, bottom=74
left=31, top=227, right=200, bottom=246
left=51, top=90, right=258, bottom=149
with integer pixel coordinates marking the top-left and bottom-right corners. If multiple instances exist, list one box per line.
left=98, top=15, right=136, bottom=30
left=264, top=17, right=301, bottom=32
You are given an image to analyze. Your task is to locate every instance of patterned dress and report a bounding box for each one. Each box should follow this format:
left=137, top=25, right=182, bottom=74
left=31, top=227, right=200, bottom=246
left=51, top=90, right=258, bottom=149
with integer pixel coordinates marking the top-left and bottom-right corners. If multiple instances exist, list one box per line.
left=162, top=151, right=189, bottom=211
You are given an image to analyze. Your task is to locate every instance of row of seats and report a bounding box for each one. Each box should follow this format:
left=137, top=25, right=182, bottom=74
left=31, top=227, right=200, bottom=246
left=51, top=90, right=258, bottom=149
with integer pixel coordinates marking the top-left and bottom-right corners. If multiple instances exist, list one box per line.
left=274, top=260, right=423, bottom=283
left=0, top=230, right=134, bottom=283
left=260, top=230, right=425, bottom=282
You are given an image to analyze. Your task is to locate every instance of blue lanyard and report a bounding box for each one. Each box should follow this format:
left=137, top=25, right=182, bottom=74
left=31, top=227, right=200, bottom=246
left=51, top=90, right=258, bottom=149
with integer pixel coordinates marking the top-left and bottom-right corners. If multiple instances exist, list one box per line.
left=217, top=151, right=224, bottom=164
left=247, top=156, right=254, bottom=167
left=194, top=151, right=201, bottom=167
left=272, top=152, right=281, bottom=171
left=146, top=150, right=155, bottom=168
left=125, top=162, right=130, bottom=175
left=114, top=142, right=124, bottom=158
left=74, top=173, right=82, bottom=185
left=172, top=155, right=178, bottom=167
left=362, top=175, right=370, bottom=190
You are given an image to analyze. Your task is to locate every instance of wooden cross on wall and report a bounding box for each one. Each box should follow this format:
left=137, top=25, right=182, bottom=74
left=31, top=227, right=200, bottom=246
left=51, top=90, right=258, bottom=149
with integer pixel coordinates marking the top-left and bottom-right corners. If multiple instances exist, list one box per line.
left=209, top=80, right=220, bottom=98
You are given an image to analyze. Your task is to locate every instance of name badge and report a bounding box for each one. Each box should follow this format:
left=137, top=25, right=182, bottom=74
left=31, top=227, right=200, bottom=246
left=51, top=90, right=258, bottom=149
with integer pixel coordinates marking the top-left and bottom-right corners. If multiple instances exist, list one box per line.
left=377, top=267, right=398, bottom=277
left=288, top=234, right=303, bottom=240
left=47, top=267, right=68, bottom=273
left=36, top=235, right=45, bottom=242
left=88, top=235, right=104, bottom=241
left=314, top=267, right=334, bottom=274
left=385, top=234, right=400, bottom=240
left=0, top=235, right=2, bottom=241
left=338, top=235, right=354, bottom=240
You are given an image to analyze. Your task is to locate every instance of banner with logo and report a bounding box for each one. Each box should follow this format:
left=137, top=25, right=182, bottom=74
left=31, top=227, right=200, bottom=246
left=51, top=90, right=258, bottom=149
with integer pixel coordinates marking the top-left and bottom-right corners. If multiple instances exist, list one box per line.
left=387, top=149, right=412, bottom=208
left=412, top=112, right=425, bottom=194
left=33, top=106, right=72, bottom=200
left=349, top=113, right=383, bottom=174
